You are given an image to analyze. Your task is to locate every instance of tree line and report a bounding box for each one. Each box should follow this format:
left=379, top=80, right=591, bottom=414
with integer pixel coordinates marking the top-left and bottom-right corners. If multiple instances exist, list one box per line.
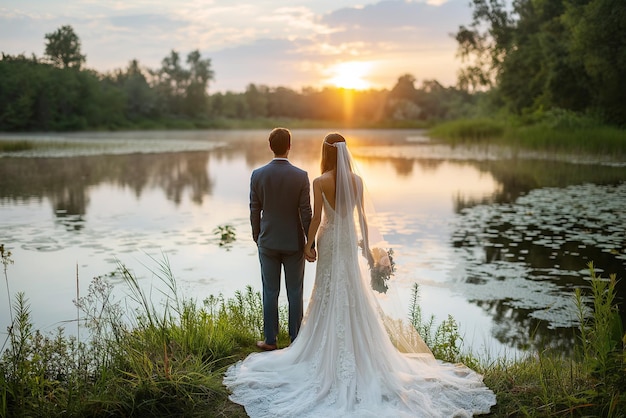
left=0, top=25, right=474, bottom=131
left=456, top=0, right=626, bottom=125
left=1, top=0, right=625, bottom=133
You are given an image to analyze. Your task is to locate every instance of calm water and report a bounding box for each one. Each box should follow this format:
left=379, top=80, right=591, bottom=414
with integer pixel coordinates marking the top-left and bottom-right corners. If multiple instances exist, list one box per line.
left=1, top=129, right=625, bottom=357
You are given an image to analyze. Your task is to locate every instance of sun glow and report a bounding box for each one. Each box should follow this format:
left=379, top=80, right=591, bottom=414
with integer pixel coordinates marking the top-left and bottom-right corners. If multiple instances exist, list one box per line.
left=326, top=61, right=373, bottom=90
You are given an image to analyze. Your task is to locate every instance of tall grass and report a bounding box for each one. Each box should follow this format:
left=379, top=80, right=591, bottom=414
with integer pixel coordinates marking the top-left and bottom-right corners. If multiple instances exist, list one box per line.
left=574, top=262, right=624, bottom=381
left=428, top=118, right=506, bottom=143
left=429, top=109, right=626, bottom=156
left=484, top=263, right=625, bottom=417
left=1, top=249, right=624, bottom=417
left=0, top=254, right=269, bottom=417
left=504, top=124, right=626, bottom=155
left=409, top=283, right=466, bottom=364
left=0, top=140, right=34, bottom=152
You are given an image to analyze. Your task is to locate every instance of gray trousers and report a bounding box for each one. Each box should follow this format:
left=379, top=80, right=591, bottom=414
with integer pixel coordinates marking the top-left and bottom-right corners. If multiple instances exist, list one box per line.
left=258, top=246, right=305, bottom=344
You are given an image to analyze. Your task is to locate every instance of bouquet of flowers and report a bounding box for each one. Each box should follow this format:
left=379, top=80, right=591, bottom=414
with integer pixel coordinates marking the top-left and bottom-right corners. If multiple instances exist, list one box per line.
left=369, top=247, right=395, bottom=294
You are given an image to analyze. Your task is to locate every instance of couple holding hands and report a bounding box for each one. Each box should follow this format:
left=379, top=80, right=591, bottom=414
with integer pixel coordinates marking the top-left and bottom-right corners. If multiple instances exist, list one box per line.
left=224, top=128, right=496, bottom=417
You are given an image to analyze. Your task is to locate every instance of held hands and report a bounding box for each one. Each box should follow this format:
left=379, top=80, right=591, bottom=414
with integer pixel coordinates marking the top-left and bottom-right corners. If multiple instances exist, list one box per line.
left=304, top=246, right=317, bottom=262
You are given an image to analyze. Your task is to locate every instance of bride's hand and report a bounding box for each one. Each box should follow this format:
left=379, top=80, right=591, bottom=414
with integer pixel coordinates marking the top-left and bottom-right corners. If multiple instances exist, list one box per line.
left=363, top=248, right=375, bottom=267
left=304, top=247, right=317, bottom=262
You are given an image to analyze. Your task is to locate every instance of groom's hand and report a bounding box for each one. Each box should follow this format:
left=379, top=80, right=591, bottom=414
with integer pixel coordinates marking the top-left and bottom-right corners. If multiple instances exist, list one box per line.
left=305, top=247, right=317, bottom=262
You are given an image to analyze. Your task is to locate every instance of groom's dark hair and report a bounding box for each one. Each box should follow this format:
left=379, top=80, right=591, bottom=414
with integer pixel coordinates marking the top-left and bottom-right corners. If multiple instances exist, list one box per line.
left=269, top=127, right=291, bottom=156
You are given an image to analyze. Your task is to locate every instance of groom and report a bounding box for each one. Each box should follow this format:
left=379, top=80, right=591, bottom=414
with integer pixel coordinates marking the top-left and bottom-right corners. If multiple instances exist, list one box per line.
left=250, top=127, right=313, bottom=351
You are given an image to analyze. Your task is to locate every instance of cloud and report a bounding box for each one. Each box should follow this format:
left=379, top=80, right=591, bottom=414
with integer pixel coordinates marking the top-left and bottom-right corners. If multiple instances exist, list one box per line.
left=0, top=13, right=47, bottom=57
left=209, top=38, right=320, bottom=91
left=108, top=13, right=186, bottom=31
left=1, top=0, right=472, bottom=91
left=320, top=0, right=468, bottom=47
left=207, top=0, right=470, bottom=91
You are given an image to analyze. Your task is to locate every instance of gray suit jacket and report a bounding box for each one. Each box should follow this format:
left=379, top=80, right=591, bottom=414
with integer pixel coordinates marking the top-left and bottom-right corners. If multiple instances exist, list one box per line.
left=250, top=159, right=312, bottom=252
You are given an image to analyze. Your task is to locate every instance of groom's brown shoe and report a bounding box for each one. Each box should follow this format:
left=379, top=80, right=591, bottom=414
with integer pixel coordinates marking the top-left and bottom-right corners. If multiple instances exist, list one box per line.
left=256, top=341, right=277, bottom=351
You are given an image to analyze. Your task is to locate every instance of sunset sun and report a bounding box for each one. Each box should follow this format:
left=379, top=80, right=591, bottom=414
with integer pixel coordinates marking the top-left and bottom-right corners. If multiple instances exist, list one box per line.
left=326, top=61, right=373, bottom=90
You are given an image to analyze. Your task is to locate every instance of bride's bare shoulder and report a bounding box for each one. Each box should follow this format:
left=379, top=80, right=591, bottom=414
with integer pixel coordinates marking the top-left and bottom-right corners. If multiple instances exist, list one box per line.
left=316, top=172, right=334, bottom=183
left=313, top=173, right=332, bottom=188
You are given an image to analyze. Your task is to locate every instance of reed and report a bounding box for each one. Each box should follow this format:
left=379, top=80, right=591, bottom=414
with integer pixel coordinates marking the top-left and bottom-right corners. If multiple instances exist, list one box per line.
left=429, top=112, right=626, bottom=156
left=408, top=283, right=464, bottom=364
left=484, top=263, right=625, bottom=417
left=505, top=124, right=626, bottom=155
left=428, top=118, right=506, bottom=143
left=1, top=245, right=13, bottom=345
left=0, top=254, right=258, bottom=417
left=0, top=140, right=34, bottom=152
left=573, top=262, right=624, bottom=384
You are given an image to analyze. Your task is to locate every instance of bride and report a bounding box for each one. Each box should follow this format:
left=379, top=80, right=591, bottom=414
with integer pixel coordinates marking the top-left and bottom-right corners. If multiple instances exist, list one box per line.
left=223, top=133, right=496, bottom=417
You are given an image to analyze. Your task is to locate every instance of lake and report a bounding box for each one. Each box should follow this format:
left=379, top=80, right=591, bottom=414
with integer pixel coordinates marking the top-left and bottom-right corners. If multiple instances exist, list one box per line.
left=1, top=129, right=625, bottom=358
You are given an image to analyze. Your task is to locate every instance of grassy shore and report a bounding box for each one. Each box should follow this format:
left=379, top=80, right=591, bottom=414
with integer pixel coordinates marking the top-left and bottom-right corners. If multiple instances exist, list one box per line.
left=0, top=116, right=430, bottom=136
left=428, top=111, right=626, bottom=157
left=4, top=113, right=624, bottom=159
left=0, top=117, right=429, bottom=154
left=1, top=245, right=624, bottom=417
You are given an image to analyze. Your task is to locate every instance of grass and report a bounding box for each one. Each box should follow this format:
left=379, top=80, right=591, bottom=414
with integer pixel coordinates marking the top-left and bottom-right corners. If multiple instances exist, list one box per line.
left=505, top=123, right=626, bottom=155
left=428, top=118, right=507, bottom=142
left=8, top=110, right=622, bottom=158
left=1, top=246, right=624, bottom=417
left=1, top=116, right=430, bottom=137
left=429, top=109, right=626, bottom=157
left=483, top=263, right=625, bottom=417
left=0, top=140, right=34, bottom=152
left=0, top=138, right=117, bottom=154
left=116, top=116, right=431, bottom=131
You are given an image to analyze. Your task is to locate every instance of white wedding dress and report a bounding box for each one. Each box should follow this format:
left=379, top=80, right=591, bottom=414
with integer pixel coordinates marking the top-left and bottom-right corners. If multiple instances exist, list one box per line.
left=224, top=143, right=496, bottom=417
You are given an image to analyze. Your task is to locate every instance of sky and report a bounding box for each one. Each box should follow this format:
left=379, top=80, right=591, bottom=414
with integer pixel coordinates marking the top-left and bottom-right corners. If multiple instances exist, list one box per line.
left=1, top=0, right=473, bottom=93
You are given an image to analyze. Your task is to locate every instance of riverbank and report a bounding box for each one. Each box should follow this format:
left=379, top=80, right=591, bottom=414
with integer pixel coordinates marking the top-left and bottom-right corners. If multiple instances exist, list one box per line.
left=0, top=116, right=431, bottom=135
left=3, top=114, right=624, bottom=160
left=1, top=247, right=623, bottom=417
left=428, top=113, right=626, bottom=158
left=0, top=117, right=430, bottom=154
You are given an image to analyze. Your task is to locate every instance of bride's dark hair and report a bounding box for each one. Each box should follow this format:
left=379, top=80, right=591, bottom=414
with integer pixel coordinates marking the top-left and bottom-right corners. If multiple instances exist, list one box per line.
left=321, top=132, right=346, bottom=174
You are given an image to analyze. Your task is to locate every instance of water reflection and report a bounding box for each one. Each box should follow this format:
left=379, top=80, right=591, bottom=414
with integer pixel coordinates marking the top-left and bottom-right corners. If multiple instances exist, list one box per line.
left=475, top=298, right=579, bottom=352
left=0, top=152, right=213, bottom=214
left=455, top=158, right=626, bottom=209
left=1, top=129, right=625, bottom=356
left=451, top=181, right=626, bottom=351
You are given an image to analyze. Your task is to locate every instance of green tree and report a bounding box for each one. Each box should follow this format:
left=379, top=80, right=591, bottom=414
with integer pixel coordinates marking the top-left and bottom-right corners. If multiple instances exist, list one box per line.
left=153, top=50, right=189, bottom=115
left=105, top=60, right=157, bottom=120
left=184, top=50, right=213, bottom=117
left=455, top=0, right=514, bottom=92
left=0, top=54, right=39, bottom=130
left=44, top=25, right=86, bottom=69
left=456, top=0, right=626, bottom=124
left=123, top=59, right=157, bottom=119
left=301, top=87, right=344, bottom=120
left=267, top=87, right=303, bottom=118
left=244, top=84, right=269, bottom=118
left=354, top=89, right=388, bottom=122
left=386, top=74, right=420, bottom=119
left=210, top=92, right=248, bottom=118
left=563, top=0, right=626, bottom=123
